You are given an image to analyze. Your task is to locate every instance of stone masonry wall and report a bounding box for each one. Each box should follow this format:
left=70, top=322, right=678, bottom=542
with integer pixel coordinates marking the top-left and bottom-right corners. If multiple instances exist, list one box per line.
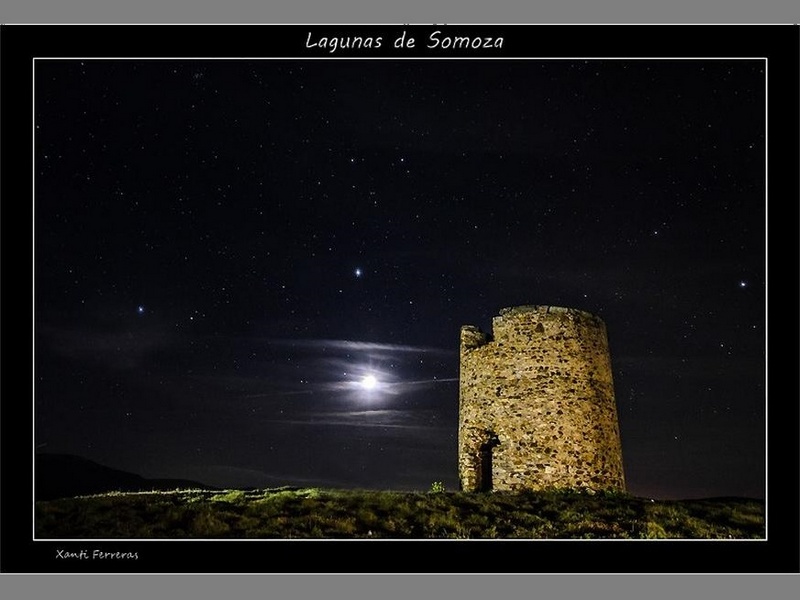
left=458, top=305, right=625, bottom=492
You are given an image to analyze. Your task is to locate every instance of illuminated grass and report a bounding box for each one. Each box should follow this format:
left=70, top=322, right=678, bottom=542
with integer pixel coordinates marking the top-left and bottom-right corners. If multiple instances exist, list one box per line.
left=34, top=488, right=765, bottom=539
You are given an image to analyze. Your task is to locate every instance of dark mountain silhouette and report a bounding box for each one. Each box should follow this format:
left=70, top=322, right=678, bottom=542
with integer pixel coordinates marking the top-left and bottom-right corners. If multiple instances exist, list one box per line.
left=35, top=453, right=216, bottom=501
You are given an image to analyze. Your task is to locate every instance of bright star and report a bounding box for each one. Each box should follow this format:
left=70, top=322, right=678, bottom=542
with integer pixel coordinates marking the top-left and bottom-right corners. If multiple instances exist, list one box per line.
left=739, top=281, right=747, bottom=288
left=355, top=268, right=362, bottom=277
left=360, top=374, right=378, bottom=390
left=137, top=305, right=145, bottom=314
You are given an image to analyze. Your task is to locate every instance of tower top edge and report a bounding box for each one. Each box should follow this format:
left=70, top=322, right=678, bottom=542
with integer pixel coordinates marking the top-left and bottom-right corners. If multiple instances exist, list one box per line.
left=497, top=305, right=603, bottom=322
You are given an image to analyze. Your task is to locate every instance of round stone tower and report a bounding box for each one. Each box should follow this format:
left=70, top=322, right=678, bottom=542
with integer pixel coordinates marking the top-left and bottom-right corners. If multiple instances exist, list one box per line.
left=458, top=305, right=625, bottom=492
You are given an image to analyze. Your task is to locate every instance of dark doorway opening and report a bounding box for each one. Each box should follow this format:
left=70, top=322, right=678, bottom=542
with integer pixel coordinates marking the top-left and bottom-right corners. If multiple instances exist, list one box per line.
left=478, top=432, right=500, bottom=492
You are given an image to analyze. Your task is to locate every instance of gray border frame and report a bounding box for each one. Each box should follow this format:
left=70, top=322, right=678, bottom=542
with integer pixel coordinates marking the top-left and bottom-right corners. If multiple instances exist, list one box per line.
left=3, top=8, right=798, bottom=600
left=1, top=0, right=799, bottom=24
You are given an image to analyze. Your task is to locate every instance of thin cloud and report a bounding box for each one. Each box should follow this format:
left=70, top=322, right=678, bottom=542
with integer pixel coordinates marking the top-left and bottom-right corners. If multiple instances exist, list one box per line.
left=241, top=377, right=459, bottom=399
left=265, top=338, right=455, bottom=355
left=254, top=407, right=450, bottom=431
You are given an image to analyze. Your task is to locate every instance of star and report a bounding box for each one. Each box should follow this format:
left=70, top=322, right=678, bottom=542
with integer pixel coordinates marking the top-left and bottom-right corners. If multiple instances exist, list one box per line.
left=137, top=305, right=145, bottom=315
left=354, top=268, right=362, bottom=278
left=739, top=281, right=747, bottom=288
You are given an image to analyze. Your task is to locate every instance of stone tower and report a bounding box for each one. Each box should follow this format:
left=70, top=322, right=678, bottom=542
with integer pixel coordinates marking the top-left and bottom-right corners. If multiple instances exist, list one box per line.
left=458, top=305, right=625, bottom=492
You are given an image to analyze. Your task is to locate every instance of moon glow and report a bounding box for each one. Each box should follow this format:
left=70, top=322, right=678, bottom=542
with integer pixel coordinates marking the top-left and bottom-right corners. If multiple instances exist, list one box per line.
left=360, top=374, right=378, bottom=390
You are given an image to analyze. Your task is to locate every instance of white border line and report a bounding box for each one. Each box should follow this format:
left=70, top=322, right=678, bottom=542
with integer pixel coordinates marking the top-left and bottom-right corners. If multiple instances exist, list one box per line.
left=32, top=54, right=769, bottom=544
left=34, top=56, right=769, bottom=60
left=763, top=58, right=768, bottom=540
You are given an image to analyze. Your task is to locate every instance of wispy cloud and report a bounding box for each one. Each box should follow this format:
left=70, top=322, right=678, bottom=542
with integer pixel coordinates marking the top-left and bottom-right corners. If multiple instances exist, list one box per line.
left=256, top=408, right=451, bottom=431
left=265, top=338, right=455, bottom=356
left=241, top=377, right=458, bottom=400
left=229, top=402, right=453, bottom=432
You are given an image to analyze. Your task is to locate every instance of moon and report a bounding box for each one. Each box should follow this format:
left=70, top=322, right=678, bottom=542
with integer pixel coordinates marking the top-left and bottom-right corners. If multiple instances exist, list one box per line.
left=360, top=374, right=378, bottom=390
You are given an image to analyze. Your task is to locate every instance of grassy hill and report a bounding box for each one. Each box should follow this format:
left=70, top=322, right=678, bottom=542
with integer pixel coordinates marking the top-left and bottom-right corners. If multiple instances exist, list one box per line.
left=35, top=487, right=764, bottom=539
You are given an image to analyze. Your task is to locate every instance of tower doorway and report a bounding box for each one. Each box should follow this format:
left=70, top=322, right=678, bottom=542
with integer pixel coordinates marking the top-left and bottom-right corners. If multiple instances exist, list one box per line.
left=478, top=432, right=500, bottom=492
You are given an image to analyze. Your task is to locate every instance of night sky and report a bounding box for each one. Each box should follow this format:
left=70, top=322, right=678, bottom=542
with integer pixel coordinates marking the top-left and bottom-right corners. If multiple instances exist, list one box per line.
left=33, top=58, right=765, bottom=500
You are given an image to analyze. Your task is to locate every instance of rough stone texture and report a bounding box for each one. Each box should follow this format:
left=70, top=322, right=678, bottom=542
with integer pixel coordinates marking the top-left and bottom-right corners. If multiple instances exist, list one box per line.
left=458, top=305, right=625, bottom=492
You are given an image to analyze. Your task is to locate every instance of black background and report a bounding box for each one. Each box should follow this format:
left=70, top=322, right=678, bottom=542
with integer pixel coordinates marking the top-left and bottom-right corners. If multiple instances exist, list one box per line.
left=1, top=24, right=798, bottom=573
